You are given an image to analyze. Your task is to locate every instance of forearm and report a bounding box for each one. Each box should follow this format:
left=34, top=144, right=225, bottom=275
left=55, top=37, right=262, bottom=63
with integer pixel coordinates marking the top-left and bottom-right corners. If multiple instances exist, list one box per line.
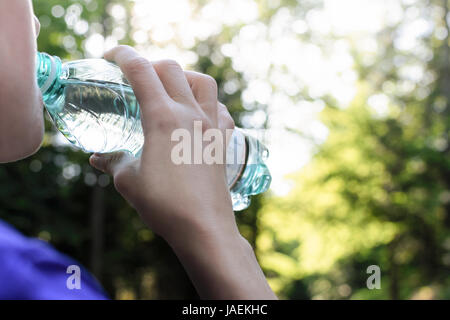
left=167, top=214, right=277, bottom=300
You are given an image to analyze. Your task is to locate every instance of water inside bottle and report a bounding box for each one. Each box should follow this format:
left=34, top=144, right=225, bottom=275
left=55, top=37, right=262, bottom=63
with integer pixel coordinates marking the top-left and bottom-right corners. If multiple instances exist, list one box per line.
left=44, top=78, right=144, bottom=155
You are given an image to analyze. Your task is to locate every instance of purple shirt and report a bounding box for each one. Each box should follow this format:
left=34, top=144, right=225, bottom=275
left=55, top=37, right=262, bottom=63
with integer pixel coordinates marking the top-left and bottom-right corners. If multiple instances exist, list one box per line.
left=0, top=220, right=107, bottom=299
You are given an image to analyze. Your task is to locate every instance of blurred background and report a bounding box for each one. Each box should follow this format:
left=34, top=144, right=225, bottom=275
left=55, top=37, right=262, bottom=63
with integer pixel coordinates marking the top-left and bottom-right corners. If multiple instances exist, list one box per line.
left=0, top=0, right=448, bottom=299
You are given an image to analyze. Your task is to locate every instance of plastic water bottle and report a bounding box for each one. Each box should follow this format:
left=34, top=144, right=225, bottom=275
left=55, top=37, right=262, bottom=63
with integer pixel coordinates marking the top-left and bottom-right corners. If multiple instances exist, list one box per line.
left=36, top=52, right=271, bottom=210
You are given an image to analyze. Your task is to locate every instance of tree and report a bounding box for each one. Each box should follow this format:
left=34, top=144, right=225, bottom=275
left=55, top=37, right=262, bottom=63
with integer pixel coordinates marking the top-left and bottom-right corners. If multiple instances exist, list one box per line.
left=258, top=0, right=450, bottom=299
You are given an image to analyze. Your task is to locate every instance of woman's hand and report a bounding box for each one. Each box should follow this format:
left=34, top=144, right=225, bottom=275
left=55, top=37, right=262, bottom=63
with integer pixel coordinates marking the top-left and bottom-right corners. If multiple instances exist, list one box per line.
left=90, top=45, right=238, bottom=244
left=90, top=45, right=276, bottom=299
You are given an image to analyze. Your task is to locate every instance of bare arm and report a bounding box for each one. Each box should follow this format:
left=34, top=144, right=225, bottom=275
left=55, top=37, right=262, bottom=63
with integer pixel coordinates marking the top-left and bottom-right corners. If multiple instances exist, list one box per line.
left=169, top=218, right=277, bottom=299
left=0, top=0, right=43, bottom=162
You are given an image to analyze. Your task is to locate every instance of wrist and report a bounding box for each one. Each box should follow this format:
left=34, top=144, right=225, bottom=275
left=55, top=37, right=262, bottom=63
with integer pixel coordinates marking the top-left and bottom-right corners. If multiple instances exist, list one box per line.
left=148, top=193, right=239, bottom=249
left=167, top=219, right=275, bottom=299
left=165, top=210, right=246, bottom=254
left=157, top=205, right=276, bottom=299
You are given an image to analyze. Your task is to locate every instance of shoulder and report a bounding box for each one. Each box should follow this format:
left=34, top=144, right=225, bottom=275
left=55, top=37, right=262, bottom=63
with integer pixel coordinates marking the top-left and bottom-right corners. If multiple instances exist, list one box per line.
left=0, top=220, right=108, bottom=300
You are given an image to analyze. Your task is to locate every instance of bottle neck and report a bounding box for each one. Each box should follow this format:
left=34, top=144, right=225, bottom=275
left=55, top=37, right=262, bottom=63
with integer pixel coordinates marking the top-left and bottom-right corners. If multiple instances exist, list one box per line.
left=36, top=52, right=62, bottom=95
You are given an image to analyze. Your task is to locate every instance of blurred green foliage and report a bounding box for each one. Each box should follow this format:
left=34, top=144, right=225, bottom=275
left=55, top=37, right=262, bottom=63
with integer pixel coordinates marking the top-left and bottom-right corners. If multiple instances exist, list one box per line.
left=258, top=0, right=450, bottom=300
left=0, top=0, right=448, bottom=299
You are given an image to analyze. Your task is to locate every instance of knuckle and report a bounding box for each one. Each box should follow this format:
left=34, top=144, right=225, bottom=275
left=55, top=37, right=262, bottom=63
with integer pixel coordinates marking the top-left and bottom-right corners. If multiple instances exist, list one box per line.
left=202, top=103, right=216, bottom=113
left=201, top=74, right=218, bottom=92
left=218, top=104, right=235, bottom=129
left=198, top=116, right=213, bottom=132
left=224, top=114, right=235, bottom=130
left=151, top=109, right=177, bottom=132
left=123, top=56, right=152, bottom=74
left=103, top=156, right=115, bottom=173
left=100, top=153, right=118, bottom=174
left=116, top=44, right=132, bottom=52
left=159, top=59, right=182, bottom=72
left=200, top=102, right=218, bottom=119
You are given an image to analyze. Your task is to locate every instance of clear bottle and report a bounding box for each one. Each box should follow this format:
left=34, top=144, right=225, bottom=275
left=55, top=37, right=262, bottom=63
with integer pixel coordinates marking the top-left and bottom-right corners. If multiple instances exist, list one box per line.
left=36, top=52, right=271, bottom=210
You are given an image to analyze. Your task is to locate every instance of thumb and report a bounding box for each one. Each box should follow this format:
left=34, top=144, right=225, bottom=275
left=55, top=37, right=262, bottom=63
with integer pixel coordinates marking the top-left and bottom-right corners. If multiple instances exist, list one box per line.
left=89, top=151, right=135, bottom=176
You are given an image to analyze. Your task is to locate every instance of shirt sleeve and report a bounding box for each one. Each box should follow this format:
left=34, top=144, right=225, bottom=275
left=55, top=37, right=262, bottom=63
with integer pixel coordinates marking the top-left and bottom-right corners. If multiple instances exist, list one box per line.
left=0, top=221, right=108, bottom=300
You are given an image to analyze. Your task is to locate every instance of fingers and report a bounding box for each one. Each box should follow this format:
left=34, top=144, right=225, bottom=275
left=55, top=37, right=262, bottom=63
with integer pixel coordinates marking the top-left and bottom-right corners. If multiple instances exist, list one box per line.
left=217, top=102, right=235, bottom=131
left=184, top=71, right=218, bottom=121
left=105, top=46, right=223, bottom=133
left=152, top=60, right=197, bottom=104
left=89, top=151, right=135, bottom=176
left=104, top=46, right=169, bottom=119
left=216, top=102, right=235, bottom=152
